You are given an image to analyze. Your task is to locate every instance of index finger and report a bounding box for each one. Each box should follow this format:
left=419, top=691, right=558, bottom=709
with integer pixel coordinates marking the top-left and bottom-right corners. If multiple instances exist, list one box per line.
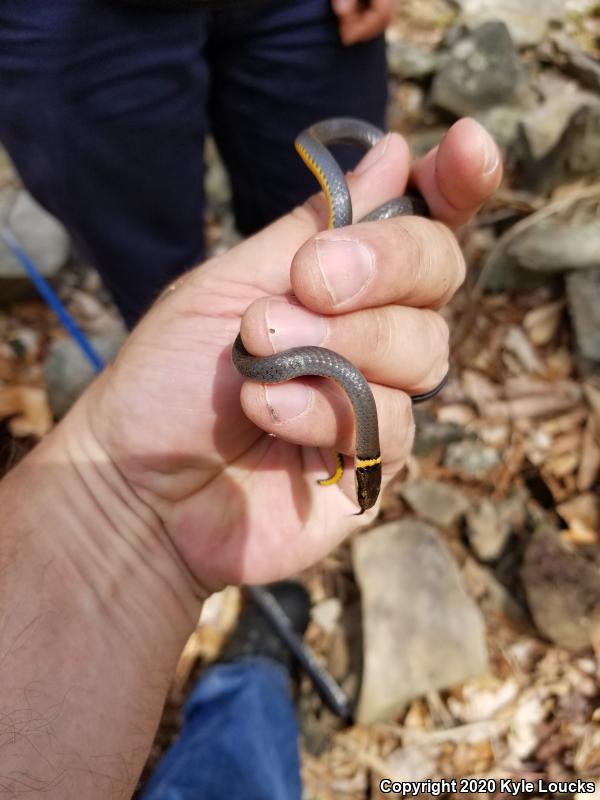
left=290, top=215, right=465, bottom=313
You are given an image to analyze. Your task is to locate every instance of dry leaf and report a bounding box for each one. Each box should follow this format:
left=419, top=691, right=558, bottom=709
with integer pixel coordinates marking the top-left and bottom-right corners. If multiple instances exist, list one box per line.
left=0, top=385, right=52, bottom=437
left=523, top=300, right=565, bottom=346
left=436, top=404, right=476, bottom=426
left=503, top=325, right=545, bottom=374
left=544, top=451, right=580, bottom=478
left=558, top=493, right=599, bottom=544
left=462, top=370, right=499, bottom=411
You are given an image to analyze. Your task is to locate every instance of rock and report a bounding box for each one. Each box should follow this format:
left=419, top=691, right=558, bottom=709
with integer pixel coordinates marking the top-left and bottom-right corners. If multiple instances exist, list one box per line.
left=466, top=493, right=527, bottom=562
left=520, top=89, right=599, bottom=162
left=310, top=597, right=342, bottom=635
left=567, top=268, right=600, bottom=362
left=413, top=408, right=466, bottom=455
left=517, top=102, right=600, bottom=193
left=455, top=0, right=566, bottom=47
left=386, top=41, right=439, bottom=80
left=475, top=105, right=523, bottom=150
left=507, top=223, right=600, bottom=274
left=405, top=127, right=447, bottom=160
left=1, top=190, right=70, bottom=275
left=353, top=519, right=488, bottom=724
left=0, top=190, right=70, bottom=305
left=431, top=22, right=524, bottom=117
left=43, top=327, right=126, bottom=418
left=522, top=526, right=600, bottom=650
left=399, top=478, right=470, bottom=528
left=467, top=500, right=512, bottom=562
left=444, top=440, right=500, bottom=478
left=554, top=33, right=600, bottom=94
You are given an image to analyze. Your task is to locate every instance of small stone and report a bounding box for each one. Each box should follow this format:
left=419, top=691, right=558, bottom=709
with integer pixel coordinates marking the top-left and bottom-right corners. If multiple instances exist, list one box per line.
left=518, top=102, right=600, bottom=192
left=475, top=105, right=523, bottom=150
left=0, top=190, right=70, bottom=305
left=386, top=41, right=439, bottom=80
left=1, top=190, right=69, bottom=276
left=413, top=408, right=467, bottom=455
left=567, top=267, right=600, bottom=362
left=522, top=525, right=600, bottom=650
left=507, top=223, right=600, bottom=274
left=399, top=478, right=470, bottom=528
left=444, top=440, right=500, bottom=478
left=456, top=0, right=566, bottom=47
left=431, top=22, right=524, bottom=117
left=467, top=499, right=512, bottom=561
left=353, top=519, right=488, bottom=724
left=310, top=597, right=342, bottom=635
left=43, top=327, right=126, bottom=418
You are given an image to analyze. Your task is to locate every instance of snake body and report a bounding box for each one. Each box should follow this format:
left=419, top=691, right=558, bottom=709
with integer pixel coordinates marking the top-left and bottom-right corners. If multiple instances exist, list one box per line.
left=232, top=118, right=446, bottom=514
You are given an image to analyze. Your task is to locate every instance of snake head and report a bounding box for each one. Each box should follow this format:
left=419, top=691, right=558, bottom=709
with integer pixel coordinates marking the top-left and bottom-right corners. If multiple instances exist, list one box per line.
left=354, top=458, right=382, bottom=514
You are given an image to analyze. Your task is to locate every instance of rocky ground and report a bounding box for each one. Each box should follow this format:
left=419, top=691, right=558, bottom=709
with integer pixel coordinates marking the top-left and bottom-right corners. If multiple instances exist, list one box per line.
left=1, top=1, right=600, bottom=798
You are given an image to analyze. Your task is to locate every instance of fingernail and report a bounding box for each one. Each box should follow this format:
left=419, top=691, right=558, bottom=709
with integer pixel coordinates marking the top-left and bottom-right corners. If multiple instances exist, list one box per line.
left=316, top=238, right=374, bottom=305
left=266, top=299, right=327, bottom=350
left=480, top=128, right=500, bottom=175
left=265, top=383, right=312, bottom=422
left=354, top=134, right=390, bottom=176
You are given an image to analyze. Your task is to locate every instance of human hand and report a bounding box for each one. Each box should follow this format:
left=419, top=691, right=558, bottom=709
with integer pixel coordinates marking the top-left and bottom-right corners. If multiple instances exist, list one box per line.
left=331, top=0, right=393, bottom=46
left=61, top=118, right=501, bottom=596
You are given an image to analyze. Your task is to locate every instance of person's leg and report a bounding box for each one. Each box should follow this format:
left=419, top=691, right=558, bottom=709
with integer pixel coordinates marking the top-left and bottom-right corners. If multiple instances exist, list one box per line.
left=208, top=0, right=387, bottom=236
left=0, top=1, right=210, bottom=327
left=140, top=657, right=302, bottom=800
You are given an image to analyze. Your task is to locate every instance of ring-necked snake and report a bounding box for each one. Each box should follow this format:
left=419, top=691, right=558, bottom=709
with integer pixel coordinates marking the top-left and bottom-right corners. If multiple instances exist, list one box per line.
left=232, top=118, right=448, bottom=514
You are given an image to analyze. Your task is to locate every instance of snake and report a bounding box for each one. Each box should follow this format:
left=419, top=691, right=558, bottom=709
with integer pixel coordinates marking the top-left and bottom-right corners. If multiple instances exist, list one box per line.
left=232, top=118, right=448, bottom=514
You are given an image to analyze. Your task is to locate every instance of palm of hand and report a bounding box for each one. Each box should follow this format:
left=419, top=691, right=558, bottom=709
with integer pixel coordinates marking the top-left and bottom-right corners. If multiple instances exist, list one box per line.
left=91, top=212, right=360, bottom=590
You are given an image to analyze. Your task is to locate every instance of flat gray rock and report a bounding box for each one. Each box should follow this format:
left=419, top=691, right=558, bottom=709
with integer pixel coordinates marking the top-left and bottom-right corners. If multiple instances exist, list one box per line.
left=399, top=479, right=470, bottom=528
left=507, top=223, right=600, bottom=273
left=0, top=189, right=70, bottom=305
left=44, top=327, right=126, bottom=418
left=456, top=0, right=566, bottom=47
left=467, top=501, right=508, bottom=562
left=353, top=520, right=488, bottom=724
left=0, top=190, right=69, bottom=277
left=522, top=526, right=600, bottom=650
left=567, top=267, right=600, bottom=362
left=386, top=42, right=439, bottom=80
left=431, top=22, right=524, bottom=117
left=518, top=103, right=600, bottom=192
left=444, top=440, right=500, bottom=478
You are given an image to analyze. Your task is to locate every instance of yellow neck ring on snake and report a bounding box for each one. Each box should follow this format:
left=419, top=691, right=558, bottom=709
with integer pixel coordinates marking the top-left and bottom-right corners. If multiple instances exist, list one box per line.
left=232, top=118, right=447, bottom=514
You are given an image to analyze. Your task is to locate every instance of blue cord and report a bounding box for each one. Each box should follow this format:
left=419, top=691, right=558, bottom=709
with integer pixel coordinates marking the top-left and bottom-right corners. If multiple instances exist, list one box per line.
left=1, top=227, right=105, bottom=374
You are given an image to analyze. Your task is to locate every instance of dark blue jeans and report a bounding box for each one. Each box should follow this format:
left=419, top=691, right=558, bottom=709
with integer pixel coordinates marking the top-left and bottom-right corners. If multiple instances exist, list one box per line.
left=140, top=657, right=302, bottom=800
left=0, top=0, right=386, bottom=325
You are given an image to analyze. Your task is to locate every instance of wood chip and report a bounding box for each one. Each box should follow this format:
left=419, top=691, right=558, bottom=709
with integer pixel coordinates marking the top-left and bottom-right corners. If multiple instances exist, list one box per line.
left=0, top=385, right=52, bottom=437
left=584, top=382, right=600, bottom=426
left=578, top=415, right=600, bottom=491
left=462, top=370, right=500, bottom=411
left=523, top=300, right=565, bottom=346
left=503, top=325, right=545, bottom=374
left=558, top=493, right=599, bottom=543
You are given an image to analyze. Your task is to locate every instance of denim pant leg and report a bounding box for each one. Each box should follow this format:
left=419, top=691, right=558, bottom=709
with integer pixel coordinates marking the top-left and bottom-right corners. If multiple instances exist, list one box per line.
left=0, top=0, right=386, bottom=327
left=0, top=2, right=210, bottom=327
left=140, top=657, right=302, bottom=800
left=209, top=0, right=388, bottom=236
